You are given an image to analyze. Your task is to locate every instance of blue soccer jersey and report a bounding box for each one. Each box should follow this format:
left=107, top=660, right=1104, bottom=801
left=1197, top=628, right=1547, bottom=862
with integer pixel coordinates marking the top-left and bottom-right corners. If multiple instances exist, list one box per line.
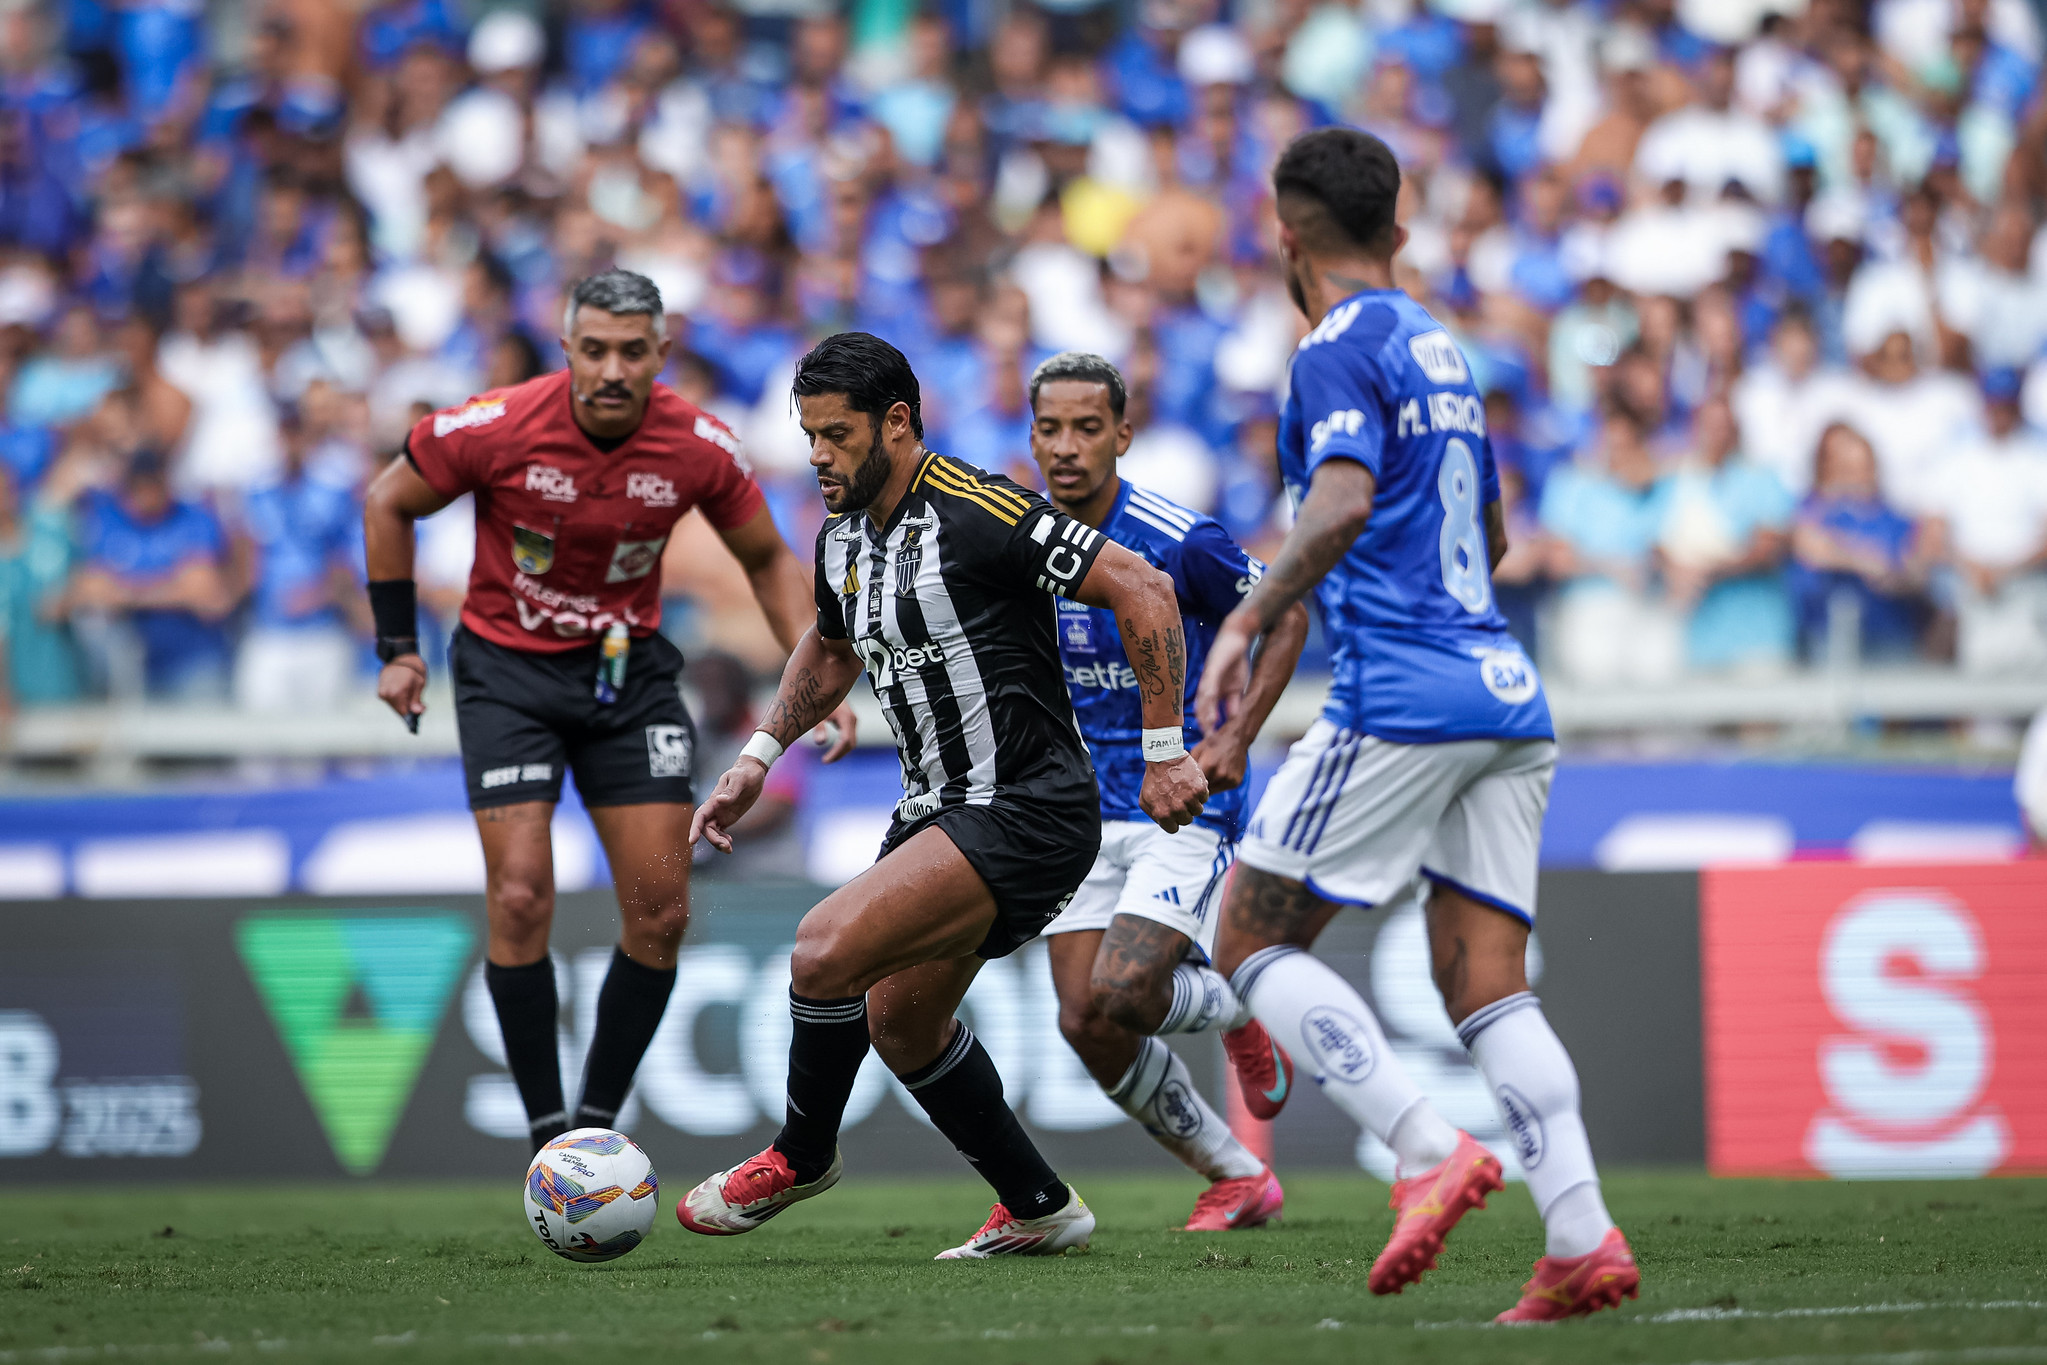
left=1277, top=289, right=1553, bottom=743
left=1055, top=481, right=1264, bottom=838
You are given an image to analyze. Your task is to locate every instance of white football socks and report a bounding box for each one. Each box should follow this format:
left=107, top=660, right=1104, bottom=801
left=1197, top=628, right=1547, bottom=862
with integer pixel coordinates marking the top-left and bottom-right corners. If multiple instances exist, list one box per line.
left=1459, top=992, right=1615, bottom=1258
left=1154, top=962, right=1254, bottom=1034
left=1108, top=1037, right=1263, bottom=1182
left=1232, top=945, right=1458, bottom=1176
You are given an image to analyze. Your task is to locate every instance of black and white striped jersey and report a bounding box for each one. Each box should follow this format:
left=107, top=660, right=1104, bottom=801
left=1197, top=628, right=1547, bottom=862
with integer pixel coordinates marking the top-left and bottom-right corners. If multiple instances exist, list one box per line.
left=814, top=452, right=1113, bottom=820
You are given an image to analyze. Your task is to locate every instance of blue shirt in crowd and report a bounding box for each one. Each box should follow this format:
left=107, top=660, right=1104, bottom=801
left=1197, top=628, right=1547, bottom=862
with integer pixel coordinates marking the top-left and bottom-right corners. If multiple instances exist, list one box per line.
left=240, top=472, right=360, bottom=631
left=75, top=488, right=227, bottom=685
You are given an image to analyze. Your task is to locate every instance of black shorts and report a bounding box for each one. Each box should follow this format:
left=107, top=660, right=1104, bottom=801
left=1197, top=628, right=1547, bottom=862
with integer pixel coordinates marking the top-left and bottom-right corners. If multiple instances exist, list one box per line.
left=880, top=796, right=1102, bottom=959
left=450, top=626, right=697, bottom=811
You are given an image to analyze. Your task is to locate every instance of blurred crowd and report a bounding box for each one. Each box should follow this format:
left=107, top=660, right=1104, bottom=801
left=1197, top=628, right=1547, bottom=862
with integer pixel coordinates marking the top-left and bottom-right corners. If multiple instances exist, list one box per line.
left=1, top=0, right=2046, bottom=714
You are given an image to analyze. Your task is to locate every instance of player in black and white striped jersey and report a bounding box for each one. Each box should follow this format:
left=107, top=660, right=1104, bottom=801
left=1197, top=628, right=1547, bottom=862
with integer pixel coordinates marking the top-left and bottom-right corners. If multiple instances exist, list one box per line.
left=678, top=331, right=1207, bottom=1259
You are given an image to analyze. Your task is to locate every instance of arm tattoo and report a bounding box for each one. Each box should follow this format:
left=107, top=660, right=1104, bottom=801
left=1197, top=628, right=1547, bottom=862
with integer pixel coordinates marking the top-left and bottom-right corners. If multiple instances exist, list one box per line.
left=1125, top=617, right=1171, bottom=702
left=760, top=666, right=829, bottom=746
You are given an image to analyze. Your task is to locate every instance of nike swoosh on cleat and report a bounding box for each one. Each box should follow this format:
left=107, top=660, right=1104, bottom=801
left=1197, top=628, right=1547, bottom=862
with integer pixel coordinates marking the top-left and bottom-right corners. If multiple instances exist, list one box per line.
left=1261, top=1043, right=1289, bottom=1103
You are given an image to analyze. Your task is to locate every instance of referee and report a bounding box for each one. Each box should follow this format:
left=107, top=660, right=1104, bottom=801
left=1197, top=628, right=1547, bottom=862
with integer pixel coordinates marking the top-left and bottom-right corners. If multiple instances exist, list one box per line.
left=676, top=332, right=1208, bottom=1258
left=362, top=270, right=855, bottom=1153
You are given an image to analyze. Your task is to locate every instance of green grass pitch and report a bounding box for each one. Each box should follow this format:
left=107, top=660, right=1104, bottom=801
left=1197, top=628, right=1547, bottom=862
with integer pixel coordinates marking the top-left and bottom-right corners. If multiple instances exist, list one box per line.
left=4, top=1172, right=2043, bottom=1363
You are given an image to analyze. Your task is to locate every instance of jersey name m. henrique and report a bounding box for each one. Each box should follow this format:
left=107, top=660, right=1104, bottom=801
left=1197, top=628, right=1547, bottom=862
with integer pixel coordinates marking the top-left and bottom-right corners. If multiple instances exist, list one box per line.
left=408, top=369, right=764, bottom=652
left=1278, top=288, right=1552, bottom=744
left=814, top=452, right=1111, bottom=820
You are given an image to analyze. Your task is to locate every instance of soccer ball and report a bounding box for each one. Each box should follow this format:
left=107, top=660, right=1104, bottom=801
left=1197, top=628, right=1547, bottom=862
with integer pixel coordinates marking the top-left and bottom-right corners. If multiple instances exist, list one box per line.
left=523, top=1128, right=660, bottom=1263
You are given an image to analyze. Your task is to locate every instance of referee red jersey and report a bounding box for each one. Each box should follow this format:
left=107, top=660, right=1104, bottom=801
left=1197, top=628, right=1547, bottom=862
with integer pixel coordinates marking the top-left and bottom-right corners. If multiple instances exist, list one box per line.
left=407, top=370, right=765, bottom=653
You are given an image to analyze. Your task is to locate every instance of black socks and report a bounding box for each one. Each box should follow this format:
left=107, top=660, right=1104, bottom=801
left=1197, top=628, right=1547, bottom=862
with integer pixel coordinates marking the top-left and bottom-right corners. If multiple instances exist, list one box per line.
left=901, top=1023, right=1067, bottom=1218
left=484, top=956, right=566, bottom=1153
left=574, top=947, right=678, bottom=1130
left=772, top=989, right=872, bottom=1182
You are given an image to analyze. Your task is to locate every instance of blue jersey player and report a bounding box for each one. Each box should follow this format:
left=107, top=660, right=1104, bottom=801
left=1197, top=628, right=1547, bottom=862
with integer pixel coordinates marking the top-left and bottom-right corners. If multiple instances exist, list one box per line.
left=1195, top=130, right=1639, bottom=1320
left=1026, top=352, right=1311, bottom=1234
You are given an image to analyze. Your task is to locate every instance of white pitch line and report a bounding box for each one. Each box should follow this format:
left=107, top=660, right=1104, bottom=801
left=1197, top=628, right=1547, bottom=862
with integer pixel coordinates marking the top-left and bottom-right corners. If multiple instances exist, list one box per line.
left=1671, top=1349, right=2047, bottom=1365
left=1417, top=1300, right=2047, bottom=1330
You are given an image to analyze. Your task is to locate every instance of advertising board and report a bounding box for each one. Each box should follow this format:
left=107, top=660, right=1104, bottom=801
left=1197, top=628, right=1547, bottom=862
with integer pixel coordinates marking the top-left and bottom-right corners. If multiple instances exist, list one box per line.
left=1703, top=861, right=2047, bottom=1178
left=0, top=872, right=1703, bottom=1182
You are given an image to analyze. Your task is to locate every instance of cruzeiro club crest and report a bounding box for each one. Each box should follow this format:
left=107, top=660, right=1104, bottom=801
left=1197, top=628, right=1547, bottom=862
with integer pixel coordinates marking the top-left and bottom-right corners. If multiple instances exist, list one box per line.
left=236, top=915, right=473, bottom=1175
left=512, top=525, right=555, bottom=575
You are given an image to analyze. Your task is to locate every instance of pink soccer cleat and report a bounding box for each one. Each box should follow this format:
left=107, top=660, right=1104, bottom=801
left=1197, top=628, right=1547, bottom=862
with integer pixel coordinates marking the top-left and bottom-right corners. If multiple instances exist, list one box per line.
left=1221, top=1018, right=1294, bottom=1121
left=1495, top=1227, right=1641, bottom=1323
left=1182, top=1168, right=1284, bottom=1232
left=1367, top=1130, right=1504, bottom=1295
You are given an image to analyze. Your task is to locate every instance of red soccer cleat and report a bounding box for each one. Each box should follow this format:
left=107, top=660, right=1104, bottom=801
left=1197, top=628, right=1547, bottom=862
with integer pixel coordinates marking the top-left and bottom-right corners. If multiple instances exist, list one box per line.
left=1495, top=1227, right=1641, bottom=1323
left=1367, top=1130, right=1504, bottom=1295
left=676, top=1146, right=840, bottom=1236
left=1182, top=1168, right=1284, bottom=1232
left=1221, top=1018, right=1294, bottom=1121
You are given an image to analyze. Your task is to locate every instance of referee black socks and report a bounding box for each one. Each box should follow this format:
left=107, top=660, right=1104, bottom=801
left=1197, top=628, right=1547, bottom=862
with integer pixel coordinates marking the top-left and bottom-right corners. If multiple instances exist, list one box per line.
left=484, top=956, right=566, bottom=1154
left=900, top=1023, right=1067, bottom=1219
left=772, top=989, right=872, bottom=1183
left=574, top=946, right=678, bottom=1131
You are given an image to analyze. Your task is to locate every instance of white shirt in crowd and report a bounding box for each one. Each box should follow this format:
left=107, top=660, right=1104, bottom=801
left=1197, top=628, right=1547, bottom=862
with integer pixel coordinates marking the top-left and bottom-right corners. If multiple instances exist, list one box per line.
left=1935, top=428, right=2047, bottom=569
left=1633, top=102, right=1786, bottom=205
left=157, top=329, right=283, bottom=493
left=1846, top=369, right=1984, bottom=516
left=1731, top=360, right=1860, bottom=496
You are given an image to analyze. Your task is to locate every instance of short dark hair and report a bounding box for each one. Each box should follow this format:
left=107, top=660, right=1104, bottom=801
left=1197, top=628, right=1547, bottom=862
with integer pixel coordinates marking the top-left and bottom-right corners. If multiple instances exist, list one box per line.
left=1028, top=351, right=1126, bottom=420
left=791, top=331, right=924, bottom=440
left=563, top=269, right=666, bottom=337
left=1272, top=127, right=1402, bottom=255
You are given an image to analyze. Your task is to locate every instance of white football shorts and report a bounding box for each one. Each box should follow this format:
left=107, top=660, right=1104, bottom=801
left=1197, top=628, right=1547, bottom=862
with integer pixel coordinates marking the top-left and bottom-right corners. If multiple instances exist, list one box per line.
left=1238, top=719, right=1556, bottom=923
left=1043, top=820, right=1236, bottom=954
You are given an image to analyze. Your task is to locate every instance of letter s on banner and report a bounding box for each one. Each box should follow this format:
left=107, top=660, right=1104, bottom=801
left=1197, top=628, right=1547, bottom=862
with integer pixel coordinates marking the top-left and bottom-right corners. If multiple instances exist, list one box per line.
left=1805, top=892, right=2008, bottom=1177
left=1702, top=863, right=2047, bottom=1178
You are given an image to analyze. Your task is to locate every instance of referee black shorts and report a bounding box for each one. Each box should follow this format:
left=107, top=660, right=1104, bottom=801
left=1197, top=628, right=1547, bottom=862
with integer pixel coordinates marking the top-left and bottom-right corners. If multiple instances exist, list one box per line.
left=880, top=794, right=1102, bottom=959
left=449, top=626, right=698, bottom=811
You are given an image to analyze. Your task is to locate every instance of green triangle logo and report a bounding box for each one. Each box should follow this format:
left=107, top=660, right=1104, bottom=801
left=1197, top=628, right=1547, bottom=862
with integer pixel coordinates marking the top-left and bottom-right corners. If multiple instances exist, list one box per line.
left=236, top=914, right=475, bottom=1175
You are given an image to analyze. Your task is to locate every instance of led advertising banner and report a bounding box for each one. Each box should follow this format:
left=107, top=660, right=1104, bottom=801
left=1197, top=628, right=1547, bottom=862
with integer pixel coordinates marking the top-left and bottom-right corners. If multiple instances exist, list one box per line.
left=1703, top=861, right=2047, bottom=1179
left=0, top=872, right=1702, bottom=1182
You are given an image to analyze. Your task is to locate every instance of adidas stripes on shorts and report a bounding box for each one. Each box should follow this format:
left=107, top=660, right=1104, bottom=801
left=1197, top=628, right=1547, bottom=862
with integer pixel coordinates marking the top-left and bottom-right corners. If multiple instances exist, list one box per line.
left=1043, top=820, right=1236, bottom=955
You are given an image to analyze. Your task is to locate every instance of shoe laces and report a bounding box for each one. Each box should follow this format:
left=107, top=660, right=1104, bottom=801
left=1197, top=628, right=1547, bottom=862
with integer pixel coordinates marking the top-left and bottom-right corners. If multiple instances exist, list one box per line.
left=724, top=1149, right=795, bottom=1202
left=970, top=1203, right=1017, bottom=1238
left=1190, top=1176, right=1254, bottom=1220
left=1223, top=1025, right=1277, bottom=1086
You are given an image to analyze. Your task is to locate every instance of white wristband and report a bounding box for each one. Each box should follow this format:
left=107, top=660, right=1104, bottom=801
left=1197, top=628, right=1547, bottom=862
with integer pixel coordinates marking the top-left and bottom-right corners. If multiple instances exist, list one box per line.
left=1141, top=726, right=1187, bottom=763
left=739, top=730, right=785, bottom=769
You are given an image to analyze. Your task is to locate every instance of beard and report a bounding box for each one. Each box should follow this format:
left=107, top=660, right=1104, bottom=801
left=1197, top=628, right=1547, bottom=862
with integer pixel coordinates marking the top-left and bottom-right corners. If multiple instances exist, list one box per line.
left=820, top=422, right=895, bottom=513
left=1283, top=256, right=1309, bottom=317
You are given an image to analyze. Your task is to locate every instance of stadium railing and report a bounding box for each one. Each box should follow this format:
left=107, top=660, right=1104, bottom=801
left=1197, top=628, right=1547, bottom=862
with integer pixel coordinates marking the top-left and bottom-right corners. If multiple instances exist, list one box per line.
left=2, top=668, right=2042, bottom=771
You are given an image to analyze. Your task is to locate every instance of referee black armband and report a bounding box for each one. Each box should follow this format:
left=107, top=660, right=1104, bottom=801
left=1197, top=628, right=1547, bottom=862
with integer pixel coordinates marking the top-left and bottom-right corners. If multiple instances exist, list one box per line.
left=368, top=579, right=420, bottom=662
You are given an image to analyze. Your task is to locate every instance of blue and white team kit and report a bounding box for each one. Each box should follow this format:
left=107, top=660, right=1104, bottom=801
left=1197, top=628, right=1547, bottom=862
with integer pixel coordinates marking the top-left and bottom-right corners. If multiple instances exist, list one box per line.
left=1042, top=481, right=1261, bottom=953
left=1239, top=288, right=1554, bottom=922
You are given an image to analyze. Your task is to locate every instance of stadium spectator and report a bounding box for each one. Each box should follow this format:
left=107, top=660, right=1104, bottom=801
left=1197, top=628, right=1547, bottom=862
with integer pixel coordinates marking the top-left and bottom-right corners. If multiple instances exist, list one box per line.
left=0, top=459, right=79, bottom=710
left=1539, top=406, right=1683, bottom=686
left=1732, top=307, right=1857, bottom=497
left=227, top=407, right=367, bottom=713
left=1787, top=421, right=1933, bottom=663
left=1929, top=368, right=2047, bottom=673
left=63, top=450, right=233, bottom=702
left=1659, top=396, right=1796, bottom=673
